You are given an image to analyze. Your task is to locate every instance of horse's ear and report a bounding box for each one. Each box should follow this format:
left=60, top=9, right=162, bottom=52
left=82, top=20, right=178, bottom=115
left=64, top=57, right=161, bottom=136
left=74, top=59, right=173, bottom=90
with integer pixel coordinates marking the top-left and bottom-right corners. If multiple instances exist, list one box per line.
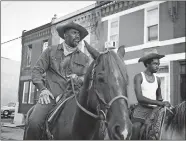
left=84, top=40, right=100, bottom=60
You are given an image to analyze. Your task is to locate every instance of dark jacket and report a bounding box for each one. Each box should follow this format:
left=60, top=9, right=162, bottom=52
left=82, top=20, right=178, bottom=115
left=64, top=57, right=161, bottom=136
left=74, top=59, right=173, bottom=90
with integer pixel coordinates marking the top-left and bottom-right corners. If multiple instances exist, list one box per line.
left=32, top=43, right=89, bottom=97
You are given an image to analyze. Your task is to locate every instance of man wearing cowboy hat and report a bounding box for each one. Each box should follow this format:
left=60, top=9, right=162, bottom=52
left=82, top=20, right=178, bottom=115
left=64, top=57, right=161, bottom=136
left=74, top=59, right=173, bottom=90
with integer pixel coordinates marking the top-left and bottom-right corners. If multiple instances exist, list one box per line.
left=131, top=49, right=171, bottom=139
left=25, top=22, right=90, bottom=139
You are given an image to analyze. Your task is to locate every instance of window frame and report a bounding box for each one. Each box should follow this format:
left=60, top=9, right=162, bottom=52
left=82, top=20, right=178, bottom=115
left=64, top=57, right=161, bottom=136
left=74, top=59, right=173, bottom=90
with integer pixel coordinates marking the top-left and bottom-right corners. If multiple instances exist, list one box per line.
left=156, top=63, right=170, bottom=102
left=22, top=81, right=30, bottom=104
left=108, top=17, right=120, bottom=49
left=22, top=81, right=36, bottom=104
left=42, top=39, right=49, bottom=52
left=26, top=44, right=32, bottom=67
left=28, top=82, right=35, bottom=104
left=144, top=5, right=159, bottom=43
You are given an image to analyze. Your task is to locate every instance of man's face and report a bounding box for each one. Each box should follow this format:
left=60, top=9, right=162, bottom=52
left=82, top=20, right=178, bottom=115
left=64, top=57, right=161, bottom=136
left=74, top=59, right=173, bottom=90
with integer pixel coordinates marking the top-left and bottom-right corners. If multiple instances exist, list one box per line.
left=147, top=58, right=160, bottom=73
left=64, top=28, right=80, bottom=47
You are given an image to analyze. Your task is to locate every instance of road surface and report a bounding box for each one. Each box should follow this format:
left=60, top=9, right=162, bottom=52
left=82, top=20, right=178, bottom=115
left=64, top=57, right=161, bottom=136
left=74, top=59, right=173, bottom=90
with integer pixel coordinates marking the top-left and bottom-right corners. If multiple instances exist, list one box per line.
left=1, top=117, right=24, bottom=140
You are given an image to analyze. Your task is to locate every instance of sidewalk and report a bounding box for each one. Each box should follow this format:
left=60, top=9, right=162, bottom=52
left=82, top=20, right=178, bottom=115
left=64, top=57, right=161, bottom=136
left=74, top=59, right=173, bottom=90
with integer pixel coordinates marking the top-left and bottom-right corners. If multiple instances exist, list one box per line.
left=1, top=123, right=24, bottom=140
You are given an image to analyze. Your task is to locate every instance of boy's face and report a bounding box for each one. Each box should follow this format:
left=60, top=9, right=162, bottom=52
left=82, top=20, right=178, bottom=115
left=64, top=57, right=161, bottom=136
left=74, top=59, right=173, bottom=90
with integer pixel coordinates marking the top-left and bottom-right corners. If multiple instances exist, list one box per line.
left=147, top=58, right=160, bottom=73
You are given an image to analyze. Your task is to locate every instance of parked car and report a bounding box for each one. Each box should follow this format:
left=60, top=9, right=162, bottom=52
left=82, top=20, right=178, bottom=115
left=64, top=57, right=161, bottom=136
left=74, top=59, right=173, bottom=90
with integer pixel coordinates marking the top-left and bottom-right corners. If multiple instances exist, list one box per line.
left=1, top=102, right=16, bottom=118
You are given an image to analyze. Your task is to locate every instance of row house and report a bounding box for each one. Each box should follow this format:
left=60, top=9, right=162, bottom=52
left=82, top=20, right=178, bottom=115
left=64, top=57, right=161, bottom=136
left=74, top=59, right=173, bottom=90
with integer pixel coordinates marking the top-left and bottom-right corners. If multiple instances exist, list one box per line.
left=98, top=1, right=185, bottom=106
left=18, top=1, right=185, bottom=114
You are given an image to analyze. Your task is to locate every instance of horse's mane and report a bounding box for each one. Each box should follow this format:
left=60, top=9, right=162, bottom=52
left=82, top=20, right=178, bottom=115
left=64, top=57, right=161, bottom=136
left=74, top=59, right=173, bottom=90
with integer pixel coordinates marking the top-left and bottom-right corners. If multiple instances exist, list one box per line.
left=101, top=50, right=129, bottom=86
left=109, top=51, right=129, bottom=85
left=166, top=101, right=186, bottom=131
left=81, top=50, right=129, bottom=99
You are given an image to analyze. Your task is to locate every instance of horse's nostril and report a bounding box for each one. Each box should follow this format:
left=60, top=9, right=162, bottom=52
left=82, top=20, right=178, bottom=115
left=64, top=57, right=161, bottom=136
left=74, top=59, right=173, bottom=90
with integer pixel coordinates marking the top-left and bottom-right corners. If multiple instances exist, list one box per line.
left=112, top=125, right=123, bottom=140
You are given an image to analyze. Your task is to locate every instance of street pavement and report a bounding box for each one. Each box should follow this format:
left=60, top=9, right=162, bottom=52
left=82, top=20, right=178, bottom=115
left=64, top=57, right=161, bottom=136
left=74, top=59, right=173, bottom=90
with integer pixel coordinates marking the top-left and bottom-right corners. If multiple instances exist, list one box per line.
left=1, top=117, right=24, bottom=140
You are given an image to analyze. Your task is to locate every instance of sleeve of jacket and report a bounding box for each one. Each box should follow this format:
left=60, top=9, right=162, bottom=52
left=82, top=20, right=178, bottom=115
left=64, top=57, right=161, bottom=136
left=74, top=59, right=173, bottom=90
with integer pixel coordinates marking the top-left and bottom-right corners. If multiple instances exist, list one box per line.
left=32, top=47, right=51, bottom=84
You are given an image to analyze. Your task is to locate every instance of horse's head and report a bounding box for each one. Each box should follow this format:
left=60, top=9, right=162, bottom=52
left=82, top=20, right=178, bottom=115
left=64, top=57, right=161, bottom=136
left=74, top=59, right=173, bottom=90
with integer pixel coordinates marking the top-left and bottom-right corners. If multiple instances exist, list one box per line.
left=84, top=41, right=132, bottom=140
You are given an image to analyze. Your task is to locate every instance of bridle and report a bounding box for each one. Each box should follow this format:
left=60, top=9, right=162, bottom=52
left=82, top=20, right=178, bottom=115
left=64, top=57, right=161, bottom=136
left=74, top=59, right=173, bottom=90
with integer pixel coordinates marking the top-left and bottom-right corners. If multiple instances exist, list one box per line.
left=71, top=56, right=128, bottom=136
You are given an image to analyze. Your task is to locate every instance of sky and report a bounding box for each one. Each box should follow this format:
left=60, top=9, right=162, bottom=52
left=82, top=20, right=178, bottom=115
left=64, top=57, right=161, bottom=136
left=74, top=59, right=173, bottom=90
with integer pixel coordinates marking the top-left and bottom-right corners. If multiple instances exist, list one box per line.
left=1, top=1, right=95, bottom=61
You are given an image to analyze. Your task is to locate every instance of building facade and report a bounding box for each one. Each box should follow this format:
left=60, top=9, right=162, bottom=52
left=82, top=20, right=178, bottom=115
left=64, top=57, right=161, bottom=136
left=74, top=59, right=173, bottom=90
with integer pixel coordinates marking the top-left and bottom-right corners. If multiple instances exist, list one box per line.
left=18, top=1, right=185, bottom=114
left=99, top=1, right=186, bottom=106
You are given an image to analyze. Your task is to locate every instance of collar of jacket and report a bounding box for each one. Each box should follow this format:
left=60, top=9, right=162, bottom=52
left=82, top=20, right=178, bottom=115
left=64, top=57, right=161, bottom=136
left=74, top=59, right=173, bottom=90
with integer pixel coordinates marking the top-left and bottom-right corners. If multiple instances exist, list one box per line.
left=57, top=42, right=81, bottom=54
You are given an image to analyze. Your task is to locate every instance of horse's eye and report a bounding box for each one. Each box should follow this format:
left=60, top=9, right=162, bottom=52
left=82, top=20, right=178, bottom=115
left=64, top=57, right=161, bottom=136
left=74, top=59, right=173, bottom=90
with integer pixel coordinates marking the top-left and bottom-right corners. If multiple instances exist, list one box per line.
left=98, top=77, right=104, bottom=83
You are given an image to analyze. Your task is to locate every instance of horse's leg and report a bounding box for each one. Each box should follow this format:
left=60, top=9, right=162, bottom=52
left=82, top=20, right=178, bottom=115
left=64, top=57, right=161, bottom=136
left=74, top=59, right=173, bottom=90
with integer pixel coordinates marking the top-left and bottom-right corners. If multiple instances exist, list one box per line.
left=131, top=122, right=142, bottom=140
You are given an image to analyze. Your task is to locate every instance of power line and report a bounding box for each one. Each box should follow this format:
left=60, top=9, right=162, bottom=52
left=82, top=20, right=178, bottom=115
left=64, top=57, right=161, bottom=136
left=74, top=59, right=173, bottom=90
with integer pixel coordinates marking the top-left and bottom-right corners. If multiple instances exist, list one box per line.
left=1, top=36, right=22, bottom=45
left=1, top=1, right=111, bottom=46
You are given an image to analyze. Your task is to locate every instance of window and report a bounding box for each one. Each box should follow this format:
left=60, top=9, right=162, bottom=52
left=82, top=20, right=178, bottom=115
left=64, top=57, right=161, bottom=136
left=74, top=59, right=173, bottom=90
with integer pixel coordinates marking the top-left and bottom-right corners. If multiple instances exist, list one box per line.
left=158, top=74, right=170, bottom=101
left=156, top=65, right=170, bottom=102
left=26, top=45, right=32, bottom=66
left=22, top=81, right=30, bottom=103
left=145, top=6, right=159, bottom=42
left=42, top=40, right=48, bottom=52
left=108, top=17, right=119, bottom=48
left=22, top=81, right=36, bottom=104
left=28, top=82, right=35, bottom=104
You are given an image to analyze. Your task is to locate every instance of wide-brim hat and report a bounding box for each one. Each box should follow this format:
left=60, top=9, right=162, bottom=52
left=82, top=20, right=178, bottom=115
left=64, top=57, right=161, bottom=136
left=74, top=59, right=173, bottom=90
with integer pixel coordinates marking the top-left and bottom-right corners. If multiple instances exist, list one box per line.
left=56, top=22, right=88, bottom=41
left=138, top=49, right=165, bottom=62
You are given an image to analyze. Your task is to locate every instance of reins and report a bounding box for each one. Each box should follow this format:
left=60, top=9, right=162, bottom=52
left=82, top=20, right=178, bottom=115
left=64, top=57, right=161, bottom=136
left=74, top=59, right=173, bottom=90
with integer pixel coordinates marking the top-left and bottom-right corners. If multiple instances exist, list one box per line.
left=71, top=76, right=128, bottom=139
left=70, top=77, right=128, bottom=120
left=159, top=106, right=174, bottom=140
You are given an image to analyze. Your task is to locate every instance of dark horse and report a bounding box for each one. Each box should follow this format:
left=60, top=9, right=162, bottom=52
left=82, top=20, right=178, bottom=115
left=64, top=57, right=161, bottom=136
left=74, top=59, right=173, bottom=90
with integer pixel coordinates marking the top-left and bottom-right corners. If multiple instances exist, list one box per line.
left=24, top=41, right=132, bottom=140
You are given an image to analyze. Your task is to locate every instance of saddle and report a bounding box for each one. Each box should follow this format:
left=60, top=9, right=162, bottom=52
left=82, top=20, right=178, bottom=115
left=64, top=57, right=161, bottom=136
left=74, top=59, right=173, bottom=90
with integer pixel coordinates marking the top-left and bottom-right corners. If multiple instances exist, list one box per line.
left=44, top=82, right=81, bottom=139
left=129, top=104, right=166, bottom=140
left=139, top=106, right=165, bottom=140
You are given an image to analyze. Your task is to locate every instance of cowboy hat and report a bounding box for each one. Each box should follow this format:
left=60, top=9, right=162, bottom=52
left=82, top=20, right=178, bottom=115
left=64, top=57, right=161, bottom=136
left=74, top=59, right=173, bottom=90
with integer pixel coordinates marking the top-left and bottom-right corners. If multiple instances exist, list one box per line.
left=138, top=48, right=165, bottom=62
left=56, top=22, right=88, bottom=41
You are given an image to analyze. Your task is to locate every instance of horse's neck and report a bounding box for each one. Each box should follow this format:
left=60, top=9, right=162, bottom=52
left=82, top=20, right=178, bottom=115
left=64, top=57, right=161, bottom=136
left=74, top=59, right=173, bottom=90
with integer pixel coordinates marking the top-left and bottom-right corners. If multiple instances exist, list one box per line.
left=72, top=88, right=99, bottom=139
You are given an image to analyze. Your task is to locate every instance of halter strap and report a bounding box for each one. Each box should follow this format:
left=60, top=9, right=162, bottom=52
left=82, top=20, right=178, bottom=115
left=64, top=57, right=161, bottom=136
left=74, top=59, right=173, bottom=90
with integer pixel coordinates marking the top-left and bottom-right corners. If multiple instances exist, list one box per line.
left=70, top=77, right=99, bottom=119
left=70, top=77, right=128, bottom=119
left=108, top=95, right=128, bottom=107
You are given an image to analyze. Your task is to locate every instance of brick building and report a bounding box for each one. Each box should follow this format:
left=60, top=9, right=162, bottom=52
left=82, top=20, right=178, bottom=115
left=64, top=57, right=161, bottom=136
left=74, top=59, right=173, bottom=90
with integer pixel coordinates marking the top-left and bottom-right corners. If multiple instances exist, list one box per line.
left=18, top=1, right=185, bottom=114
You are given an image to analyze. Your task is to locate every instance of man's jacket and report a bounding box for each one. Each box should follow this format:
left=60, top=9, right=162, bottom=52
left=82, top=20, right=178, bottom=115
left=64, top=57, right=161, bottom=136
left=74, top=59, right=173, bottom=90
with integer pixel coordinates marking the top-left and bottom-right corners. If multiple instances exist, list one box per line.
left=32, top=43, right=89, bottom=97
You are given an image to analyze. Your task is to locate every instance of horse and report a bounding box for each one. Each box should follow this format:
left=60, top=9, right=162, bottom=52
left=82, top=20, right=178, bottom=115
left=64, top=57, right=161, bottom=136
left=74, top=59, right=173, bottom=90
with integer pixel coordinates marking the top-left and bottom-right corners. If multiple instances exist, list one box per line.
left=133, top=101, right=186, bottom=140
left=160, top=101, right=186, bottom=140
left=23, top=41, right=132, bottom=140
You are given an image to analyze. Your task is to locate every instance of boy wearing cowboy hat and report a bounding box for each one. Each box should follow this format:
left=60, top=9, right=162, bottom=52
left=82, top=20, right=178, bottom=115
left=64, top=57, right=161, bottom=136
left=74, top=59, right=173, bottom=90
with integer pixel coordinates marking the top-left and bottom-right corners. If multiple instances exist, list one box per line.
left=131, top=49, right=171, bottom=139
left=25, top=22, right=90, bottom=139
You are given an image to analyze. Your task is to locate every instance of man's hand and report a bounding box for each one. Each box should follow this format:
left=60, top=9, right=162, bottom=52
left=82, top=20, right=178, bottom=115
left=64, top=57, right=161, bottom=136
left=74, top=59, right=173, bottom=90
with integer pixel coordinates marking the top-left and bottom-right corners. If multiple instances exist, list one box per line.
left=162, top=101, right=171, bottom=107
left=39, top=89, right=54, bottom=104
